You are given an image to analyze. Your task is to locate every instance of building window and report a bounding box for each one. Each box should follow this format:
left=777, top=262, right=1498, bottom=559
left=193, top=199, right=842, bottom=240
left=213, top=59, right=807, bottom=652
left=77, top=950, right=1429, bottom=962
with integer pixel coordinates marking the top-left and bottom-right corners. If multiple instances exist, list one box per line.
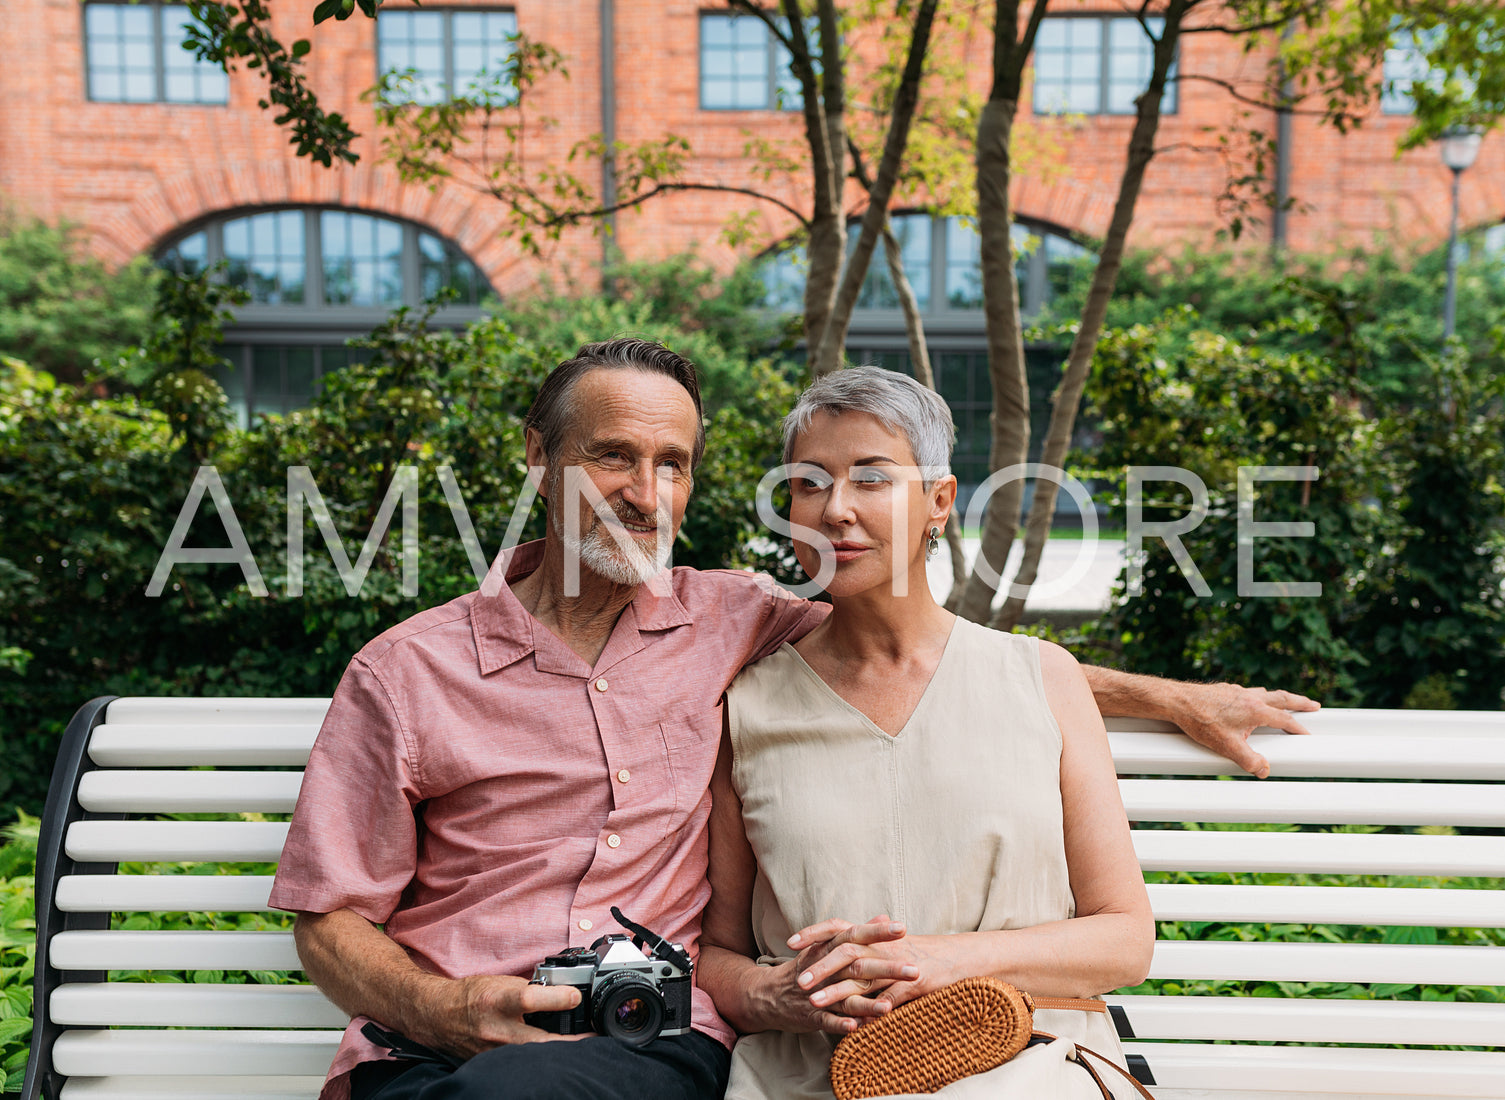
left=84, top=2, right=228, bottom=104
left=1033, top=16, right=1175, bottom=116
left=854, top=215, right=932, bottom=310
left=224, top=210, right=307, bottom=305
left=158, top=207, right=492, bottom=425
left=378, top=8, right=518, bottom=104
left=1382, top=28, right=1448, bottom=115
left=760, top=214, right=1090, bottom=320
left=162, top=209, right=487, bottom=311
left=700, top=13, right=802, bottom=110
left=214, top=344, right=373, bottom=428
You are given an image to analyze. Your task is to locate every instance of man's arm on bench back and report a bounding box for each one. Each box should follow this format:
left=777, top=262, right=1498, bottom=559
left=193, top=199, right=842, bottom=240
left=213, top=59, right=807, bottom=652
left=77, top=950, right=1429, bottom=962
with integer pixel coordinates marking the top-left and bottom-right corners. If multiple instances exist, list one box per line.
left=1082, top=665, right=1319, bottom=779
left=293, top=908, right=584, bottom=1061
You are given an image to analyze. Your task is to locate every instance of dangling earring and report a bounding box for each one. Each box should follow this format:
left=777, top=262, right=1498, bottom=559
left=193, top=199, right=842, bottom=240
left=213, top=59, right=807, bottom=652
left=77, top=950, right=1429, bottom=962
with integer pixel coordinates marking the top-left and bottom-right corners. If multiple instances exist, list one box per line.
left=926, top=526, right=941, bottom=560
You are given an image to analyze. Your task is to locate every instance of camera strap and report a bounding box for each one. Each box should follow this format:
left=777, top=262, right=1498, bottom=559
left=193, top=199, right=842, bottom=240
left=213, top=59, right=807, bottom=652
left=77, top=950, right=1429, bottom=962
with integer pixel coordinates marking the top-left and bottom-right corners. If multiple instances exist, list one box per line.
left=610, top=906, right=694, bottom=973
left=360, top=1021, right=464, bottom=1069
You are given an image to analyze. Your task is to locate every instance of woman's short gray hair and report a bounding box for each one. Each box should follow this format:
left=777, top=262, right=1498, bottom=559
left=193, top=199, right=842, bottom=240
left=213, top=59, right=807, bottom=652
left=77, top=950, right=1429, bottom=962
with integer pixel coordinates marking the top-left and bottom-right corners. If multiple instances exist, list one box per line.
left=782, top=366, right=955, bottom=485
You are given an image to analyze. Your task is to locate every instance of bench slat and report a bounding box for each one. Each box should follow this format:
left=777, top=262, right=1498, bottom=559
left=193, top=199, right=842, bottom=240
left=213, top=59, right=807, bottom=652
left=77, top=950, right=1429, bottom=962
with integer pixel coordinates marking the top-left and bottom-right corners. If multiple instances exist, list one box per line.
left=1108, top=730, right=1505, bottom=780
left=1132, top=829, right=1505, bottom=876
left=73, top=772, right=1505, bottom=825
left=1107, top=994, right=1505, bottom=1047
left=67, top=821, right=289, bottom=862
left=1122, top=779, right=1505, bottom=827
left=77, top=772, right=303, bottom=814
left=1145, top=883, right=1505, bottom=928
left=1123, top=1042, right=1505, bottom=1096
left=1148, top=1093, right=1478, bottom=1100
left=56, top=874, right=275, bottom=912
left=51, top=983, right=346, bottom=1027
left=1149, top=940, right=1505, bottom=985
left=64, top=821, right=1505, bottom=874
left=1106, top=710, right=1505, bottom=737
left=104, top=699, right=330, bottom=726
left=51, top=931, right=300, bottom=972
left=57, top=874, right=1505, bottom=927
left=52, top=1030, right=340, bottom=1077
left=89, top=726, right=317, bottom=767
left=61, top=1077, right=325, bottom=1099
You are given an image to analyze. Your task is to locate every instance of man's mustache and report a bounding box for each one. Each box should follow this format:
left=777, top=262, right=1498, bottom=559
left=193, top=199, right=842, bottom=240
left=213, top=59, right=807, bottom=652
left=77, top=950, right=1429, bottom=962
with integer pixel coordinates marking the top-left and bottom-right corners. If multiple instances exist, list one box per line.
left=603, top=502, right=667, bottom=530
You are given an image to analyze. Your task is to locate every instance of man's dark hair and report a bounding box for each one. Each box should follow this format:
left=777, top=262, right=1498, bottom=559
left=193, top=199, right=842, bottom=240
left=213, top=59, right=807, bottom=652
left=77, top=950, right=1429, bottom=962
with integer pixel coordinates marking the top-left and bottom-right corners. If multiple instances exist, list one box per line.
left=525, top=338, right=706, bottom=468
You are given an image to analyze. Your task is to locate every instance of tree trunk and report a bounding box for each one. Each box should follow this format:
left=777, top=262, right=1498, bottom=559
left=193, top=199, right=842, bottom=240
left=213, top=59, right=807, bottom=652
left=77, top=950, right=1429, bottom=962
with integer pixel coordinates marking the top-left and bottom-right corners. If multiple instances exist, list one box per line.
left=813, top=0, right=941, bottom=377
left=953, top=104, right=1028, bottom=620
left=951, top=0, right=1046, bottom=621
left=770, top=0, right=844, bottom=365
left=991, top=0, right=1189, bottom=630
left=883, top=220, right=967, bottom=589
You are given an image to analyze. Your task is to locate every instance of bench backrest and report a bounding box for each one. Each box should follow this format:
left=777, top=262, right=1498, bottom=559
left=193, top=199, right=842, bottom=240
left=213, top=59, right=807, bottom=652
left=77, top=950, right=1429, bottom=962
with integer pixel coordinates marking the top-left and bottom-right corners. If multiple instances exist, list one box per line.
left=22, top=697, right=1505, bottom=1100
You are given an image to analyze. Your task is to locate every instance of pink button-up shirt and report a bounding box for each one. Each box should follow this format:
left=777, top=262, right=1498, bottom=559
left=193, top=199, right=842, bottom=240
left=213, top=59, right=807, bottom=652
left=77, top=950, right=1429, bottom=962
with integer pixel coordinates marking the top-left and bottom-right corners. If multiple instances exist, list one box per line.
left=269, top=540, right=825, bottom=1099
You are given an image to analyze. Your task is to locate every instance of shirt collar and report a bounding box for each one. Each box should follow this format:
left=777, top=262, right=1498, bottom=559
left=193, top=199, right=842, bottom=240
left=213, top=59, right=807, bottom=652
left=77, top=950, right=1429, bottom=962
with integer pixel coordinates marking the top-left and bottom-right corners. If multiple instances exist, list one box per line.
left=470, top=539, right=694, bottom=676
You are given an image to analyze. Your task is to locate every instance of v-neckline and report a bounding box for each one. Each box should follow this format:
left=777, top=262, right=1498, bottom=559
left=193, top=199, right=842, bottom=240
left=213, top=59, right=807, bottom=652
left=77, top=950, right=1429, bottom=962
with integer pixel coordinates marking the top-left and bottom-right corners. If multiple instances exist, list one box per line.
left=780, top=618, right=962, bottom=741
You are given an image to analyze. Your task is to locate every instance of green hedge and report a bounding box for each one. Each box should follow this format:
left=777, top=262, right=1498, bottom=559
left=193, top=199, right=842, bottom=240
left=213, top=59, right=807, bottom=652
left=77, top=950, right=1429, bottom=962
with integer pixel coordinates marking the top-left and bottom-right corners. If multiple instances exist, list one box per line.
left=0, top=265, right=802, bottom=822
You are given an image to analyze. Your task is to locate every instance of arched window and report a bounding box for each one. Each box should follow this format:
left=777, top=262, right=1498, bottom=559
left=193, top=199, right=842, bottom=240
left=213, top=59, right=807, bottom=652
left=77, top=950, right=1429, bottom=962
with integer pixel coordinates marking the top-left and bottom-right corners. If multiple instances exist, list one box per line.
left=157, top=207, right=493, bottom=424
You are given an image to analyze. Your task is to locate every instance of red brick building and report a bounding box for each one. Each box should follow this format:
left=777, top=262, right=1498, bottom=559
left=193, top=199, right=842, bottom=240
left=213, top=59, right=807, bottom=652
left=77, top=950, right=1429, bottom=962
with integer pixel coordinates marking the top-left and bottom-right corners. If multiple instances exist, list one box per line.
left=2, top=0, right=1499, bottom=464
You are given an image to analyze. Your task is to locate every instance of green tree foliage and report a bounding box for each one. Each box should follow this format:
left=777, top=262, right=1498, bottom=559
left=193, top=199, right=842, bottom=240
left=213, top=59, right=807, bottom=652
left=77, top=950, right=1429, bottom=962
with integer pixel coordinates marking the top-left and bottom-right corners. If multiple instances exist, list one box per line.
left=0, top=261, right=801, bottom=820
left=0, top=212, right=158, bottom=384
left=1084, top=291, right=1505, bottom=708
left=1087, top=312, right=1386, bottom=703
left=182, top=0, right=358, bottom=166
left=1044, top=244, right=1505, bottom=405
left=1352, top=353, right=1505, bottom=709
left=493, top=254, right=799, bottom=415
left=0, top=815, right=37, bottom=1094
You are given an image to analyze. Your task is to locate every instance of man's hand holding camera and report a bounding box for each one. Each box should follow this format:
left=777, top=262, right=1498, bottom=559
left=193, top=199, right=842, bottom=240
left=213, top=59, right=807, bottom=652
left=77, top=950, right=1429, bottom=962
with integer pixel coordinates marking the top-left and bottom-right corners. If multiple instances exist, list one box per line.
left=431, top=975, right=588, bottom=1060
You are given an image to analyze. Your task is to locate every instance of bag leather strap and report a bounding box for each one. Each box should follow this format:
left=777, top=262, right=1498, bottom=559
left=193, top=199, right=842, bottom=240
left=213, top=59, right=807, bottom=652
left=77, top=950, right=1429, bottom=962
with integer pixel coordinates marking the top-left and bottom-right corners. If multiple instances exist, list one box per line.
left=1033, top=1030, right=1157, bottom=1100
left=1024, top=993, right=1109, bottom=1013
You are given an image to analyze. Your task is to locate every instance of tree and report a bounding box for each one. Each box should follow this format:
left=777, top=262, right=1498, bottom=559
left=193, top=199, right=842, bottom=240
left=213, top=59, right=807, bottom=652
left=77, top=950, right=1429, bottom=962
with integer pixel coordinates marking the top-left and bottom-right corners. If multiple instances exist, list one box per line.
left=954, top=0, right=1505, bottom=629
left=183, top=0, right=1505, bottom=622
left=368, top=0, right=971, bottom=580
left=0, top=212, right=159, bottom=384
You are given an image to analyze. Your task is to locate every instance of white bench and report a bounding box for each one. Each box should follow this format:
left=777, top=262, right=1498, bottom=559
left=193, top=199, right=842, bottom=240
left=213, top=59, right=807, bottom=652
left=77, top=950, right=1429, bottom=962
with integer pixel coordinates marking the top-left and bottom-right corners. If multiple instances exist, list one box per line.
left=22, top=697, right=1505, bottom=1099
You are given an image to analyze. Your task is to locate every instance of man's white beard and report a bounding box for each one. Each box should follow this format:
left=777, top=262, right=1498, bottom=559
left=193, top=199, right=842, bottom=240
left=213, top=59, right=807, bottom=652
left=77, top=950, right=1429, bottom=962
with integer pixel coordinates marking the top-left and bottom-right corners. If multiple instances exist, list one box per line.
left=559, top=507, right=672, bottom=587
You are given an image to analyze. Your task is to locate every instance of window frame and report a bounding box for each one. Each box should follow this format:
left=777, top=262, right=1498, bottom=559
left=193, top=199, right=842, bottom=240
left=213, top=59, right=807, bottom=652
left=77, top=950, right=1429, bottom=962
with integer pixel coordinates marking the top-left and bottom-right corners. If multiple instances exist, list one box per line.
left=1031, top=12, right=1177, bottom=117
left=159, top=207, right=491, bottom=322
left=842, top=213, right=1090, bottom=321
left=82, top=0, right=229, bottom=106
left=1381, top=27, right=1447, bottom=116
left=375, top=6, right=519, bottom=105
left=698, top=11, right=803, bottom=112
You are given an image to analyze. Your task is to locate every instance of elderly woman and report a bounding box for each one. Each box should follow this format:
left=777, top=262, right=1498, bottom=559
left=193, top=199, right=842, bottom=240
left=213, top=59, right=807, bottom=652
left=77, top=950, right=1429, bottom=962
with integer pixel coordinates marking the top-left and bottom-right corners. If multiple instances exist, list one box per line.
left=698, top=367, right=1154, bottom=1098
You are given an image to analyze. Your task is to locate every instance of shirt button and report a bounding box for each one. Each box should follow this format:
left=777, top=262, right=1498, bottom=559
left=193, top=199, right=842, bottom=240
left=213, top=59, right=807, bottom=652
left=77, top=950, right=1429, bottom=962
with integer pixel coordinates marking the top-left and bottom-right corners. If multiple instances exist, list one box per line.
left=617, top=769, right=631, bottom=784
left=579, top=918, right=593, bottom=931
left=594, top=677, right=609, bottom=692
left=607, top=834, right=622, bottom=848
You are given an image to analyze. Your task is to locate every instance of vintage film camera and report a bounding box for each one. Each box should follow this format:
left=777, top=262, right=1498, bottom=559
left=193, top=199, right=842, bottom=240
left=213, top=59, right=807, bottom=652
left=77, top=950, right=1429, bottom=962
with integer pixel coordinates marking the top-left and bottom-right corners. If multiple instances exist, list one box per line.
left=523, top=907, right=694, bottom=1047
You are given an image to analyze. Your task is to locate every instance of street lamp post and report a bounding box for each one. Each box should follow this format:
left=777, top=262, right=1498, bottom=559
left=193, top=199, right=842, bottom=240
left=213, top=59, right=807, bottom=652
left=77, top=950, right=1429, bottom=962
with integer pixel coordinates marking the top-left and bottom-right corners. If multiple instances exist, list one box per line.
left=1440, top=127, right=1484, bottom=341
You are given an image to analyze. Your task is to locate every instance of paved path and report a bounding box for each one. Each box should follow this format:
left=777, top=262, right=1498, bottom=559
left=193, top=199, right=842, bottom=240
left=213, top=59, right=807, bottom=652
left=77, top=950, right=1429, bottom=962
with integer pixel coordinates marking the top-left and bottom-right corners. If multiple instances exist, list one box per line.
left=925, top=537, right=1128, bottom=613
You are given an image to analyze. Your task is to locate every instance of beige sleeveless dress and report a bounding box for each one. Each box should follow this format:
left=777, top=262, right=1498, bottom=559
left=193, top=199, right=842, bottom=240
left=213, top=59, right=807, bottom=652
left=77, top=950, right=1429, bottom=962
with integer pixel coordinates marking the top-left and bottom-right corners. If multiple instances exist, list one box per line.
left=722, top=619, right=1139, bottom=1099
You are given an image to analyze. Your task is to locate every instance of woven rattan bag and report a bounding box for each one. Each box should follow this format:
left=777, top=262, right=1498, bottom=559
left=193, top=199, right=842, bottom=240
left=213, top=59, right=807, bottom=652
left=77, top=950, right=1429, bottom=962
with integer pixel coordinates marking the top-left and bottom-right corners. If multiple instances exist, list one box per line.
left=828, top=977, right=1155, bottom=1100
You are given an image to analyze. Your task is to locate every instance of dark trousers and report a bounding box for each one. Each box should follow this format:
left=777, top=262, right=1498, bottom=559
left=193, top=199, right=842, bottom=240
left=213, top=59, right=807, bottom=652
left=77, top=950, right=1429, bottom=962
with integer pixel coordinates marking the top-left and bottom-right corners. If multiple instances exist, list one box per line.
left=349, top=1031, right=731, bottom=1100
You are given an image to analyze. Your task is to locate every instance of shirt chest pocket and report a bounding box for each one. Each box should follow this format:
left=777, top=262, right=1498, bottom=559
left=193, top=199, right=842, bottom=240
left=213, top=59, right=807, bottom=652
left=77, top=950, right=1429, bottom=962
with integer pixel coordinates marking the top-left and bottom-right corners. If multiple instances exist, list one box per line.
left=657, top=703, right=724, bottom=825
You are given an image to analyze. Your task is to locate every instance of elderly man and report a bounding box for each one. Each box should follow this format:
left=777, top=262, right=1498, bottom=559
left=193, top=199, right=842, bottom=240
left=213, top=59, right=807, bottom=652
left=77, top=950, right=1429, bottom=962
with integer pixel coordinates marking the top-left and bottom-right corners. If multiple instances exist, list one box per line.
left=270, top=338, right=1316, bottom=1100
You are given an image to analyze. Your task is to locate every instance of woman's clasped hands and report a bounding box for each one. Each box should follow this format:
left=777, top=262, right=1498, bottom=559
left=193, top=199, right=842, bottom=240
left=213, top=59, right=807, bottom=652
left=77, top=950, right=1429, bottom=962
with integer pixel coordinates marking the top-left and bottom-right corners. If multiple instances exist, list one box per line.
left=773, top=914, right=963, bottom=1035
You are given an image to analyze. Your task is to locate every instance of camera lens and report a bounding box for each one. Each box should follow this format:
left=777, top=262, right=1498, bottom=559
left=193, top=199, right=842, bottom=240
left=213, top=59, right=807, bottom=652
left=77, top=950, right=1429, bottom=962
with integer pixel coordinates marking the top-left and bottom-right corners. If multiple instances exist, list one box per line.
left=592, top=970, right=665, bottom=1047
